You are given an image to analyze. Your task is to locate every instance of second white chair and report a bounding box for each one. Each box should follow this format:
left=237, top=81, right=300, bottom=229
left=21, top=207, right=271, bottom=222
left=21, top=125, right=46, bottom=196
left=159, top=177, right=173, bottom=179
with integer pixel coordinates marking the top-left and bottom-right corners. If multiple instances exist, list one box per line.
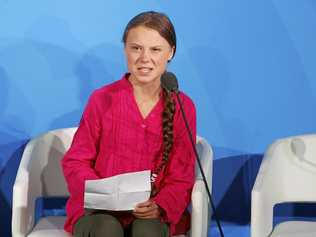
left=251, top=134, right=316, bottom=237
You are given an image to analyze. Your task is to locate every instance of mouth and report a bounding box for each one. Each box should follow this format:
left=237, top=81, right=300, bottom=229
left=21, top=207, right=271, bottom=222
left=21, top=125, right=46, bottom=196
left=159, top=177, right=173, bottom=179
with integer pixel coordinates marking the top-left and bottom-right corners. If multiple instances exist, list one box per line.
left=137, top=67, right=153, bottom=73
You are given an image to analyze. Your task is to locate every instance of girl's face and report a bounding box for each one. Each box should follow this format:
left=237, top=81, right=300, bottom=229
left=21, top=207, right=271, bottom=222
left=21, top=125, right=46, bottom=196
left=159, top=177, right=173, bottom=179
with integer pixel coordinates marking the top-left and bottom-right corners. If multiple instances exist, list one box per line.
left=124, top=26, right=174, bottom=86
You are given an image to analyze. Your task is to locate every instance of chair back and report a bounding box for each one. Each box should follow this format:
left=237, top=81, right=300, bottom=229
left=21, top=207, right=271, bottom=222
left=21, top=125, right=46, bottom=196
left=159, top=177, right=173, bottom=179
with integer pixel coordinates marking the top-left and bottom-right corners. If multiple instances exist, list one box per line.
left=260, top=134, right=316, bottom=202
left=18, top=127, right=77, bottom=197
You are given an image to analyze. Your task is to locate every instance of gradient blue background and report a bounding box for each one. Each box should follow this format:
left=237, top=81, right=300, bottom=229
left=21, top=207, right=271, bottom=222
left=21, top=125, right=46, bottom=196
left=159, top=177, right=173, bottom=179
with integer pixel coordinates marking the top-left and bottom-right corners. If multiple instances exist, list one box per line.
left=1, top=1, right=316, bottom=236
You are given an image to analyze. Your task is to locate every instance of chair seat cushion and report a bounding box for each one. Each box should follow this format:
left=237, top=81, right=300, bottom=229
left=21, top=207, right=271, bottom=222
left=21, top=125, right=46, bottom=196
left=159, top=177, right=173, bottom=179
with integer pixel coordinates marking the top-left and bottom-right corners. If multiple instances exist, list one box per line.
left=271, top=221, right=316, bottom=237
left=28, top=216, right=71, bottom=237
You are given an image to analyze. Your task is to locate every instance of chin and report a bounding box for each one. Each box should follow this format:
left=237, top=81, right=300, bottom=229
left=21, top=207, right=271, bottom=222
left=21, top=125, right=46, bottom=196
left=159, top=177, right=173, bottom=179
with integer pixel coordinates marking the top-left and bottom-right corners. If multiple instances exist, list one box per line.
left=133, top=73, right=161, bottom=85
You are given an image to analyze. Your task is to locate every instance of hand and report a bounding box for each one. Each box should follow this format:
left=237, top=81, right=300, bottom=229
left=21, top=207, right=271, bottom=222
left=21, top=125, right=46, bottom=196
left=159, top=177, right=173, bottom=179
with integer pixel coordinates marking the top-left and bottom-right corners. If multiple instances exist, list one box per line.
left=133, top=199, right=161, bottom=219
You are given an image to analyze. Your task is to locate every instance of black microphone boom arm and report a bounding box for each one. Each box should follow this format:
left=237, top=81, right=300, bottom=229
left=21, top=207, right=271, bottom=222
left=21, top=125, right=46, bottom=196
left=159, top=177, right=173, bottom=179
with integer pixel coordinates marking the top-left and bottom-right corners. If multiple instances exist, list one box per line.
left=175, top=92, right=225, bottom=237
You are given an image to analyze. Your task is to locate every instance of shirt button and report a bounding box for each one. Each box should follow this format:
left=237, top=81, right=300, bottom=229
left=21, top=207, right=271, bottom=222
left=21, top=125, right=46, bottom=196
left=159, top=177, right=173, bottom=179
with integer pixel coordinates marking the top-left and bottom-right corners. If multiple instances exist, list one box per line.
left=141, top=124, right=146, bottom=128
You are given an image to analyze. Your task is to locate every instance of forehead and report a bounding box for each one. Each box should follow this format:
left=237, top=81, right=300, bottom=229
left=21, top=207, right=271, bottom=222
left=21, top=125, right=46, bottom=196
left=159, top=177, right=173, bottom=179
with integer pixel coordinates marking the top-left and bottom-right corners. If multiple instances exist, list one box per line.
left=125, top=26, right=170, bottom=47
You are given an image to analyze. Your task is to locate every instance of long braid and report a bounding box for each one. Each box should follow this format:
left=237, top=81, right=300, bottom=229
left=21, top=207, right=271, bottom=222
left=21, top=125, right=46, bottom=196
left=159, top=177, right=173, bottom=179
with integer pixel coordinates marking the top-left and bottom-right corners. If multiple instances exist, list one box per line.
left=162, top=89, right=175, bottom=166
left=151, top=89, right=176, bottom=192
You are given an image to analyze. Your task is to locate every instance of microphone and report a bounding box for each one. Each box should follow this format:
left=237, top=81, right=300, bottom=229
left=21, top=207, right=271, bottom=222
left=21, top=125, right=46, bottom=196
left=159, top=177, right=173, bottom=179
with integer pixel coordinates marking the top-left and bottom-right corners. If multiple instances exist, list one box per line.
left=161, top=71, right=225, bottom=237
left=161, top=71, right=179, bottom=93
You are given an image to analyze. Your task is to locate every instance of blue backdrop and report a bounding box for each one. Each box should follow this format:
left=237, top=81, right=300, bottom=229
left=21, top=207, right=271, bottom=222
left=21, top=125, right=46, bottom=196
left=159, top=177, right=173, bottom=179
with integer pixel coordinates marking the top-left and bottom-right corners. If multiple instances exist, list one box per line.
left=1, top=1, right=316, bottom=236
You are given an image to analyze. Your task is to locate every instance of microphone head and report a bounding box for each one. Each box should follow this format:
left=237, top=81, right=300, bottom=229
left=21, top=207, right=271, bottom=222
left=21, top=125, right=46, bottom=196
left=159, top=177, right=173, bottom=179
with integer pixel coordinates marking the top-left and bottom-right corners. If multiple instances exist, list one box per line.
left=161, top=71, right=179, bottom=93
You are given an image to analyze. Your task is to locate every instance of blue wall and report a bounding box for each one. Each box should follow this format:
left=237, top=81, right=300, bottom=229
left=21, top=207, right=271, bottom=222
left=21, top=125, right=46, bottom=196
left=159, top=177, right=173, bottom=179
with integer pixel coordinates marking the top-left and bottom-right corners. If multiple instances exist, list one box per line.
left=1, top=1, right=316, bottom=236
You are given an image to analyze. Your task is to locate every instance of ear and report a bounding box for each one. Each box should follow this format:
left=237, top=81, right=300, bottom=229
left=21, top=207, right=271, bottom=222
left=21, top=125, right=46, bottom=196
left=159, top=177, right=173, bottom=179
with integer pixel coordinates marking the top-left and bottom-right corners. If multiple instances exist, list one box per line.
left=168, top=46, right=175, bottom=61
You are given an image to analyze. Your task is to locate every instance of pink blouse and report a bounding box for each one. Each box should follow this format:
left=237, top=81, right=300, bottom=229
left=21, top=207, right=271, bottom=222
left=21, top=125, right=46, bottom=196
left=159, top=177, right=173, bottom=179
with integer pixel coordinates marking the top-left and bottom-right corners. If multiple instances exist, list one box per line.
left=61, top=74, right=196, bottom=235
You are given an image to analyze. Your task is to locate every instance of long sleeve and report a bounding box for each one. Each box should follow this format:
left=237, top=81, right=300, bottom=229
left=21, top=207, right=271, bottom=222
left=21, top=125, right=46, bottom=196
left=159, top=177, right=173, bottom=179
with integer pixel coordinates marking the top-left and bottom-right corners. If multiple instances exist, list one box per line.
left=153, top=94, right=196, bottom=228
left=61, top=91, right=102, bottom=198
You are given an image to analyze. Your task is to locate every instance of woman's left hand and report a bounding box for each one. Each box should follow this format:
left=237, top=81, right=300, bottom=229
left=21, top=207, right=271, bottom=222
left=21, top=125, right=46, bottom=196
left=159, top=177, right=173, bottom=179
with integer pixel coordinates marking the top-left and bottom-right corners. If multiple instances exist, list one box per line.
left=133, top=199, right=161, bottom=219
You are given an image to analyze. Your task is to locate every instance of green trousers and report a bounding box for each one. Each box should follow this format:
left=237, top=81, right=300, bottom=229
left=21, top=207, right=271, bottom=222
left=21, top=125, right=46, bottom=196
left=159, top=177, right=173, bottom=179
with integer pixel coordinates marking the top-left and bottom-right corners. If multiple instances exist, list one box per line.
left=73, top=213, right=169, bottom=237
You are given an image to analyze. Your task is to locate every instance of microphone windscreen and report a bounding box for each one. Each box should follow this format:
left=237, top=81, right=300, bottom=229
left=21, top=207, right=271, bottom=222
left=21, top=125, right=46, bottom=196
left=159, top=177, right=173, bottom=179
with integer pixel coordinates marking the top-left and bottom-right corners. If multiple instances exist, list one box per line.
left=161, top=71, right=178, bottom=92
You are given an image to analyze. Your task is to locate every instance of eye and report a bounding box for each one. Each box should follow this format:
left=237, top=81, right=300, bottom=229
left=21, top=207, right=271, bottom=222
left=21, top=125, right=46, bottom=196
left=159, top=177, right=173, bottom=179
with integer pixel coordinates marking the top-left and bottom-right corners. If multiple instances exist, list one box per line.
left=130, top=45, right=141, bottom=51
left=152, top=48, right=162, bottom=52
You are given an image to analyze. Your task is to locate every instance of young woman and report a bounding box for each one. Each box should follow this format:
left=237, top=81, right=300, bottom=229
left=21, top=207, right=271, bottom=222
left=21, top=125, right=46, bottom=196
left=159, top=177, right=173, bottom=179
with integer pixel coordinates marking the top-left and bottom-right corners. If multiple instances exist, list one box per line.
left=62, top=11, right=196, bottom=237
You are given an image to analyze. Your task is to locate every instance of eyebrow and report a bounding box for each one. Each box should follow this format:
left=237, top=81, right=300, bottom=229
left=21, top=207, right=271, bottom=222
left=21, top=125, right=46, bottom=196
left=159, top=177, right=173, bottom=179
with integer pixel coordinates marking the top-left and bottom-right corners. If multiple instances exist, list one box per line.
left=127, top=42, right=164, bottom=48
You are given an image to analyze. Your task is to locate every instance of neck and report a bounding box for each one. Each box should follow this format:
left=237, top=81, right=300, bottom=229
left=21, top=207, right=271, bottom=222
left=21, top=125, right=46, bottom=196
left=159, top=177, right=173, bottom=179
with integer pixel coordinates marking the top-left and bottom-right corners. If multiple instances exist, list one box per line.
left=128, top=75, right=161, bottom=101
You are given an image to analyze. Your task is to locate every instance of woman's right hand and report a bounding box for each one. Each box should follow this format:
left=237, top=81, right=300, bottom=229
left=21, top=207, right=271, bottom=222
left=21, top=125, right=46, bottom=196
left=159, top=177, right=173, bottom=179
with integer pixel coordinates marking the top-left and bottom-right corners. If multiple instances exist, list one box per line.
left=132, top=199, right=161, bottom=219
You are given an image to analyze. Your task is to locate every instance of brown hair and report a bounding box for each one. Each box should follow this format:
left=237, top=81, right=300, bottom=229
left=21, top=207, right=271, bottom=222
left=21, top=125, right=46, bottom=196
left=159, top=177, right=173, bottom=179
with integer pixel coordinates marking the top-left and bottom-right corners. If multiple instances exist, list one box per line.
left=122, top=11, right=177, bottom=179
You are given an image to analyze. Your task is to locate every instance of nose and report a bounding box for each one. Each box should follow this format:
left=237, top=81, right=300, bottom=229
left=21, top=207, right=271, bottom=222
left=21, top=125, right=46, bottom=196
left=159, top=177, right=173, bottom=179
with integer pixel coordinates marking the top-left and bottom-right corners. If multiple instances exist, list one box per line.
left=139, top=48, right=150, bottom=62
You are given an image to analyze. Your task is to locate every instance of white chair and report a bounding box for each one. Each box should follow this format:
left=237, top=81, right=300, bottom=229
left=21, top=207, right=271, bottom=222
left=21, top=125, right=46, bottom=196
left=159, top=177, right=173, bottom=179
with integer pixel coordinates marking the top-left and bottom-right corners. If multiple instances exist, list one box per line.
left=251, top=134, right=316, bottom=237
left=12, top=127, right=213, bottom=237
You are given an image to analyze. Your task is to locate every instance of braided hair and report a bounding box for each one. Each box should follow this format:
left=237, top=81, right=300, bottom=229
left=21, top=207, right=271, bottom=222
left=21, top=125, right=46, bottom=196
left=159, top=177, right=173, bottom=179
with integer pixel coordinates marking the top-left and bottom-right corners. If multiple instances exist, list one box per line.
left=155, top=89, right=176, bottom=176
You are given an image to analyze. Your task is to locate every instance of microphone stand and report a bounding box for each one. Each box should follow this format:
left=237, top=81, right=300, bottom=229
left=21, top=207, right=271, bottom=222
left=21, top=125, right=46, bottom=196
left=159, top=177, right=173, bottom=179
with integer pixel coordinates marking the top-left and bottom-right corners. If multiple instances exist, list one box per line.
left=174, top=91, right=225, bottom=237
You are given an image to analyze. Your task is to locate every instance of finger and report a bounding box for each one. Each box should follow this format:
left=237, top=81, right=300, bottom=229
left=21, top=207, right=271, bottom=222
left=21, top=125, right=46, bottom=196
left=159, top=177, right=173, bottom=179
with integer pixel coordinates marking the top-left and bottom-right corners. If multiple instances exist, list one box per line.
left=134, top=203, right=157, bottom=214
left=135, top=200, right=152, bottom=208
left=134, top=207, right=151, bottom=215
left=132, top=210, right=160, bottom=219
left=135, top=210, right=160, bottom=219
left=133, top=206, right=160, bottom=218
left=134, top=201, right=155, bottom=212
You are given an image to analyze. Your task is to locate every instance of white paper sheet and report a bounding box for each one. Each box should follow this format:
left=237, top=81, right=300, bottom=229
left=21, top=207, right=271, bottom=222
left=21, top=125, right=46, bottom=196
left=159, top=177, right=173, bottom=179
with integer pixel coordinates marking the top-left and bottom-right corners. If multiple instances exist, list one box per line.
left=84, top=170, right=151, bottom=211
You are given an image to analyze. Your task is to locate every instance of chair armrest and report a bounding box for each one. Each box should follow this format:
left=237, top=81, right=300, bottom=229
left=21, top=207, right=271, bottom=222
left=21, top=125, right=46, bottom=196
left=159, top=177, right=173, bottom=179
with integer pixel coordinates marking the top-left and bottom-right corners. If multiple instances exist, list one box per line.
left=195, top=137, right=213, bottom=194
left=12, top=139, right=42, bottom=237
left=251, top=142, right=280, bottom=237
left=12, top=169, right=36, bottom=237
left=199, top=153, right=212, bottom=184
left=190, top=180, right=209, bottom=237
left=251, top=189, right=274, bottom=237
